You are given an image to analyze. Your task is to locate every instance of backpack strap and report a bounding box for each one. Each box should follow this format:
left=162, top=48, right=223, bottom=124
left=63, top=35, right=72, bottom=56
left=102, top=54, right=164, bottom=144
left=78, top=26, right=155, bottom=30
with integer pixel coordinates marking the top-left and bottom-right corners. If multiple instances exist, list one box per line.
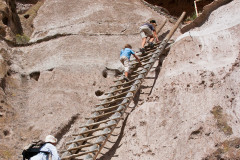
left=40, top=151, right=50, bottom=154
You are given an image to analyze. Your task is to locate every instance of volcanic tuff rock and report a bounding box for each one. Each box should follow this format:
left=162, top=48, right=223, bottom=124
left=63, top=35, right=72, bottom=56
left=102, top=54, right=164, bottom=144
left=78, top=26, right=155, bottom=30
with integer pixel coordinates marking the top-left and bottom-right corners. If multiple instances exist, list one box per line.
left=0, top=0, right=173, bottom=159
left=0, top=0, right=23, bottom=40
left=111, top=1, right=240, bottom=160
left=144, top=0, right=214, bottom=17
left=0, top=0, right=240, bottom=160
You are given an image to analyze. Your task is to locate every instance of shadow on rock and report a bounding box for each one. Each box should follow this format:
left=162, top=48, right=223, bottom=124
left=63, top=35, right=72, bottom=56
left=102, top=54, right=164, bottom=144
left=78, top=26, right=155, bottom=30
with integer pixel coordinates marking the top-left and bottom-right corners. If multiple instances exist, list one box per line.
left=98, top=114, right=130, bottom=160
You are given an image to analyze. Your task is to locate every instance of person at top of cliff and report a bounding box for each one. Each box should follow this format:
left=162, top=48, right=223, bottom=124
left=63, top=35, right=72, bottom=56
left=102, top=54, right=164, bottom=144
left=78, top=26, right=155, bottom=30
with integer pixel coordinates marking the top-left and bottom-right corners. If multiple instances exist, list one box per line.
left=120, top=44, right=142, bottom=82
left=139, top=19, right=159, bottom=53
left=30, top=135, right=61, bottom=160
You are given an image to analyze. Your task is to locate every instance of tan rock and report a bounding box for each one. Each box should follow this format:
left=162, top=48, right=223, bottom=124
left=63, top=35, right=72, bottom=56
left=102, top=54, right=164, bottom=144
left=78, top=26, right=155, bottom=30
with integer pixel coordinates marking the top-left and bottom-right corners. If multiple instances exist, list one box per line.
left=0, top=0, right=239, bottom=160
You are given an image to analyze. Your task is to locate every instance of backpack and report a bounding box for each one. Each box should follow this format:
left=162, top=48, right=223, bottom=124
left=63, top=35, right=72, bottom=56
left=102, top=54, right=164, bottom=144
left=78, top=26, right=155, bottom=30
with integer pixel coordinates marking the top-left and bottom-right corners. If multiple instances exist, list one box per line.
left=22, top=140, right=49, bottom=160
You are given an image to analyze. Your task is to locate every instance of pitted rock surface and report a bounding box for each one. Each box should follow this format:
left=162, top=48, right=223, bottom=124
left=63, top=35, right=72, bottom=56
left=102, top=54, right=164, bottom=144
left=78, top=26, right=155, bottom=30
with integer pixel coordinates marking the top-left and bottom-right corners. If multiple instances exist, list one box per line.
left=0, top=0, right=239, bottom=160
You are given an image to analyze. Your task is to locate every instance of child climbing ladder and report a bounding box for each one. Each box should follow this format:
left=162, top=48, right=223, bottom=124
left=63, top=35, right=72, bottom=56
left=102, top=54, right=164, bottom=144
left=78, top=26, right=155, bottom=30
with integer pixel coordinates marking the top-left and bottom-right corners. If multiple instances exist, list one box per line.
left=120, top=44, right=142, bottom=81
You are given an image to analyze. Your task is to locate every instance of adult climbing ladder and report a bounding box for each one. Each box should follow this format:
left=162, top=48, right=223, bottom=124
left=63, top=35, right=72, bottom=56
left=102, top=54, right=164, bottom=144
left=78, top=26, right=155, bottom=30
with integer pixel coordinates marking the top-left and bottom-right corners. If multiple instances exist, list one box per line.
left=61, top=12, right=186, bottom=160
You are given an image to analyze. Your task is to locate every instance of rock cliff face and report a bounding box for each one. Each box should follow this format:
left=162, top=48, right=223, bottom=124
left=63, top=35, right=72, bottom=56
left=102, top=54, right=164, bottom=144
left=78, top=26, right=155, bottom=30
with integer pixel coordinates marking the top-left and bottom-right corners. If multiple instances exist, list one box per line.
left=111, top=1, right=240, bottom=159
left=0, top=0, right=23, bottom=39
left=0, top=0, right=239, bottom=160
left=145, top=0, right=214, bottom=17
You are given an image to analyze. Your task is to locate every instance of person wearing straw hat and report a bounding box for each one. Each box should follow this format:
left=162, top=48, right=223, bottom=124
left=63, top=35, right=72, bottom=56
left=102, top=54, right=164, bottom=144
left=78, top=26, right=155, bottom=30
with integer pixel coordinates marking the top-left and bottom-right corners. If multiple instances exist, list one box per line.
left=30, top=135, right=61, bottom=160
left=139, top=19, right=159, bottom=53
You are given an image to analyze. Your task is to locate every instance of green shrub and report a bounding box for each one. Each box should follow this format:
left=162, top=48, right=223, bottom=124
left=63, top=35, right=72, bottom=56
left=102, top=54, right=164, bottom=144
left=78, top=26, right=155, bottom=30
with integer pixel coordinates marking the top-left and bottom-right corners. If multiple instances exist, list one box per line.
left=15, top=34, right=30, bottom=44
left=185, top=12, right=197, bottom=22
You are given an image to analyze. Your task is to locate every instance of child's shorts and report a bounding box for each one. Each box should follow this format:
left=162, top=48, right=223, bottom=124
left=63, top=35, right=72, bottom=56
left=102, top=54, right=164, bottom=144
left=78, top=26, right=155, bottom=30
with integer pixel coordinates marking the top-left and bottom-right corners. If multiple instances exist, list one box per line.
left=120, top=56, right=130, bottom=72
left=139, top=25, right=153, bottom=38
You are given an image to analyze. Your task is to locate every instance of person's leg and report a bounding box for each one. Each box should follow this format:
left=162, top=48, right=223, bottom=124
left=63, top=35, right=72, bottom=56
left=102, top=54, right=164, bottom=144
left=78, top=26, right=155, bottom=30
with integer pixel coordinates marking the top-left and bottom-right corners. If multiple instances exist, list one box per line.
left=123, top=58, right=130, bottom=81
left=121, top=56, right=129, bottom=79
left=148, top=35, right=154, bottom=43
left=124, top=58, right=130, bottom=77
left=120, top=57, right=128, bottom=77
left=125, top=71, right=128, bottom=78
left=139, top=26, right=148, bottom=49
left=147, top=35, right=154, bottom=48
left=141, top=37, right=147, bottom=48
left=120, top=58, right=124, bottom=66
left=144, top=28, right=155, bottom=48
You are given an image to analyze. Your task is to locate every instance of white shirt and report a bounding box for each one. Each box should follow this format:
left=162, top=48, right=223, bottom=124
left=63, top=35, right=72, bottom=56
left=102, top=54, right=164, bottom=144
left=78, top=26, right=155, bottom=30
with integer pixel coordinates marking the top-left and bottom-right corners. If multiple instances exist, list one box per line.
left=30, top=143, right=61, bottom=160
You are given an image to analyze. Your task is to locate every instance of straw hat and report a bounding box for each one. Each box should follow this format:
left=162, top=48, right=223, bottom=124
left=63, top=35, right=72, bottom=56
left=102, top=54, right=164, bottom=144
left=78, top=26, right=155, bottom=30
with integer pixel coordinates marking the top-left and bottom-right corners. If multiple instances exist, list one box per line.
left=45, top=135, right=57, bottom=143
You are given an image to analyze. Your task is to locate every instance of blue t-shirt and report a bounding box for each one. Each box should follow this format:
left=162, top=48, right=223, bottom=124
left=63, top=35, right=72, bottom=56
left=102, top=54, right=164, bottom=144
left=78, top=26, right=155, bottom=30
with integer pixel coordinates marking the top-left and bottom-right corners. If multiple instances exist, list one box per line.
left=120, top=48, right=135, bottom=60
left=142, top=23, right=155, bottom=31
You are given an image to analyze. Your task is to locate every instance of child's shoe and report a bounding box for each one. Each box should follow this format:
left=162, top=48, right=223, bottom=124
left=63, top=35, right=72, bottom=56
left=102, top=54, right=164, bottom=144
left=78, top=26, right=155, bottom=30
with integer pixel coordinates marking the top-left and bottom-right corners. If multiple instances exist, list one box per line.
left=139, top=48, right=145, bottom=54
left=149, top=42, right=154, bottom=48
left=124, top=76, right=130, bottom=82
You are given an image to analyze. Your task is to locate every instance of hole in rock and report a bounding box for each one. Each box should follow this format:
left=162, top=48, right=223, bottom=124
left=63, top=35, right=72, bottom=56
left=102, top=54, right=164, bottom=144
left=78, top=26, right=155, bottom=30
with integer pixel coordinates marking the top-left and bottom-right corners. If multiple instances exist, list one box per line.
left=190, top=127, right=203, bottom=136
left=0, top=78, right=6, bottom=91
left=0, top=27, right=6, bottom=37
left=95, top=90, right=104, bottom=96
left=3, top=130, right=10, bottom=136
left=102, top=69, right=107, bottom=78
left=2, top=17, right=8, bottom=25
left=24, top=14, right=30, bottom=19
left=47, top=68, right=54, bottom=71
left=7, top=70, right=11, bottom=76
left=30, top=71, right=40, bottom=81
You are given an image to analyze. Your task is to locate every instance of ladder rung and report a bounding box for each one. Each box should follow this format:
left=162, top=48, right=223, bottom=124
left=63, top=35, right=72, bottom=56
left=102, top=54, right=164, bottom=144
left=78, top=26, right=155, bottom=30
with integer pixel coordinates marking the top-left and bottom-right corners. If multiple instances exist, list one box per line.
left=100, top=90, right=131, bottom=101
left=104, top=86, right=131, bottom=95
left=131, top=68, right=145, bottom=74
left=73, top=123, right=116, bottom=136
left=130, top=55, right=152, bottom=62
left=90, top=108, right=124, bottom=119
left=62, top=149, right=98, bottom=159
left=131, top=60, right=154, bottom=66
left=92, top=105, right=120, bottom=113
left=113, top=78, right=125, bottom=82
left=113, top=74, right=138, bottom=82
left=140, top=53, right=153, bottom=59
left=110, top=77, right=140, bottom=88
left=94, top=100, right=127, bottom=110
left=67, top=141, right=102, bottom=152
left=66, top=132, right=110, bottom=145
left=79, top=117, right=121, bottom=128
left=95, top=97, right=125, bottom=107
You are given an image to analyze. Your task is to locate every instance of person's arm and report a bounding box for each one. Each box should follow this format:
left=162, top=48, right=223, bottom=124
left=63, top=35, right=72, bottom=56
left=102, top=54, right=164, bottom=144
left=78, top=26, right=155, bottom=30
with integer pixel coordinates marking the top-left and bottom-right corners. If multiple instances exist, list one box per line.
left=120, top=49, right=123, bottom=57
left=151, top=24, right=159, bottom=42
left=153, top=30, right=159, bottom=42
left=130, top=49, right=142, bottom=65
left=47, top=144, right=61, bottom=160
left=133, top=54, right=142, bottom=65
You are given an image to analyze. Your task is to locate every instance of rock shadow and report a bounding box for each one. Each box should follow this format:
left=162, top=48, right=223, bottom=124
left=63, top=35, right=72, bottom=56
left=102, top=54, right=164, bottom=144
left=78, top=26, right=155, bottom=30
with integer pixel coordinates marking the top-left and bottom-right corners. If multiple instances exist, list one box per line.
left=98, top=114, right=130, bottom=160
left=158, top=30, right=169, bottom=42
left=148, top=49, right=170, bottom=95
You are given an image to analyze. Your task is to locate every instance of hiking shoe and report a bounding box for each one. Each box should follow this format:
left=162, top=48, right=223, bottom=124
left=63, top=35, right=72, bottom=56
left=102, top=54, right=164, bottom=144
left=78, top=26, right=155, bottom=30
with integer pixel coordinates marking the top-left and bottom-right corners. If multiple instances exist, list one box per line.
left=124, top=76, right=130, bottom=82
left=149, top=42, right=154, bottom=48
left=139, top=48, right=145, bottom=54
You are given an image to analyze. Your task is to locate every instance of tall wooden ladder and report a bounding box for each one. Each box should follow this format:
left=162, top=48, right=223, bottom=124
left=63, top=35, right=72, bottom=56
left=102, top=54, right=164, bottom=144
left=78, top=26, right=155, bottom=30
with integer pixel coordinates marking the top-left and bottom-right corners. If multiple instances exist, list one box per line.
left=61, top=12, right=186, bottom=160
